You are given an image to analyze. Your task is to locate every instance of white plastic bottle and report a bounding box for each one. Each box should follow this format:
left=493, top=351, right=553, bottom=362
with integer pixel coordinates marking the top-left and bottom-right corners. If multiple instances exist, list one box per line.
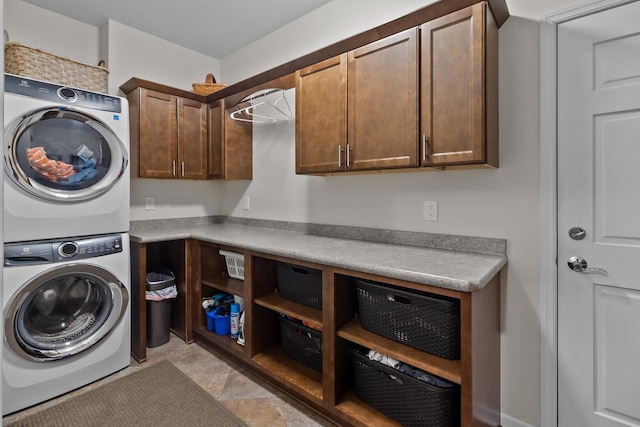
left=230, top=303, right=240, bottom=339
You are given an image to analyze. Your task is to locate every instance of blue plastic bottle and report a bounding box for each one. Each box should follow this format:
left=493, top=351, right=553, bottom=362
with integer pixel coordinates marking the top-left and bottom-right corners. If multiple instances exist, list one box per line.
left=230, top=303, right=240, bottom=338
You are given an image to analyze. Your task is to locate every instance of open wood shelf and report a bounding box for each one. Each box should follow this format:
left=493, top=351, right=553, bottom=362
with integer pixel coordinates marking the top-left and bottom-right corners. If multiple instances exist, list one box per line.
left=201, top=275, right=244, bottom=297
left=192, top=326, right=246, bottom=357
left=252, top=346, right=324, bottom=401
left=254, top=292, right=322, bottom=329
left=337, top=318, right=461, bottom=384
left=335, top=390, right=401, bottom=427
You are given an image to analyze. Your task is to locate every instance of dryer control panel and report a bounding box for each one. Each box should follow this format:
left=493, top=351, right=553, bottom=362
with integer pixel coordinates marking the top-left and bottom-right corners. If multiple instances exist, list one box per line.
left=4, top=73, right=122, bottom=113
left=4, top=234, right=123, bottom=266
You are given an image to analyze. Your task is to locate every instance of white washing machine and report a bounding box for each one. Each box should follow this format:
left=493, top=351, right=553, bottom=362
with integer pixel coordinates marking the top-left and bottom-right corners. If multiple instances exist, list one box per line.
left=2, top=233, right=131, bottom=415
left=3, top=74, right=130, bottom=243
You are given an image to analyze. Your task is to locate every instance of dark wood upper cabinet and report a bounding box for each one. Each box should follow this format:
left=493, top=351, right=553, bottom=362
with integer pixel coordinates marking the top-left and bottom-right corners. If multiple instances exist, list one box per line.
left=421, top=2, right=498, bottom=167
left=347, top=28, right=419, bottom=171
left=133, top=89, right=176, bottom=178
left=295, top=54, right=347, bottom=174
left=207, top=99, right=253, bottom=180
left=125, top=0, right=502, bottom=178
left=127, top=87, right=207, bottom=179
left=295, top=2, right=499, bottom=174
left=296, top=29, right=419, bottom=174
left=178, top=97, right=208, bottom=180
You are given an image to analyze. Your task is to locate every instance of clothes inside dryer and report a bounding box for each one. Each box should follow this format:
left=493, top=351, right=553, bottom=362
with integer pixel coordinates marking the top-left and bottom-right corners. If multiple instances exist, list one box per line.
left=7, top=107, right=121, bottom=195
left=17, top=114, right=110, bottom=188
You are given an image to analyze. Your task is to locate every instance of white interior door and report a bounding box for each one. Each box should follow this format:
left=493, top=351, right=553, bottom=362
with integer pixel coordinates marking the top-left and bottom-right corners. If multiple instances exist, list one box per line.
left=558, top=1, right=640, bottom=426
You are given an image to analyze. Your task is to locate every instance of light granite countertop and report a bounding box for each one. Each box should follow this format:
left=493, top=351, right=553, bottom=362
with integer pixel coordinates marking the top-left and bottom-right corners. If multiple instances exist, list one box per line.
left=129, top=218, right=507, bottom=292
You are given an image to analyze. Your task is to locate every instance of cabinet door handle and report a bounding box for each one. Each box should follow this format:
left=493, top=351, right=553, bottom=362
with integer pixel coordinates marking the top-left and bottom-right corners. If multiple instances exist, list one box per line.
left=181, top=161, right=185, bottom=177
left=346, top=144, right=352, bottom=168
left=422, top=134, right=429, bottom=162
left=338, top=145, right=343, bottom=168
left=172, top=160, right=176, bottom=176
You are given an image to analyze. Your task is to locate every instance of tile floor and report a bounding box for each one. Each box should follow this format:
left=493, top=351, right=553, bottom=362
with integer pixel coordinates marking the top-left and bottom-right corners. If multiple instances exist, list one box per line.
left=2, top=334, right=336, bottom=426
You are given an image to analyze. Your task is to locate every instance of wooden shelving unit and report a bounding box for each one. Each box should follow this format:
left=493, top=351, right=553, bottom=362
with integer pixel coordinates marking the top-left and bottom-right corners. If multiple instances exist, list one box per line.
left=182, top=240, right=501, bottom=426
left=131, top=236, right=501, bottom=427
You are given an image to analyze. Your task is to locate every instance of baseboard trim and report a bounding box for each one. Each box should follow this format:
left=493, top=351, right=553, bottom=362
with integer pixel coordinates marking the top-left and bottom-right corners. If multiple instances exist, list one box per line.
left=501, top=413, right=537, bottom=427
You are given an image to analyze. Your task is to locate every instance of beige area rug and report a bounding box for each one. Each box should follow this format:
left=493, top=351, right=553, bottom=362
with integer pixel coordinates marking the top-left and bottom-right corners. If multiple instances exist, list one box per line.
left=5, top=360, right=248, bottom=427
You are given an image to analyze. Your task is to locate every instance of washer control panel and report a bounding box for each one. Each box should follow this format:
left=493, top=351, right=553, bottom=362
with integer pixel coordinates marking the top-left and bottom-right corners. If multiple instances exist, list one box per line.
left=4, top=73, right=122, bottom=113
left=4, top=234, right=123, bottom=266
left=56, top=235, right=123, bottom=261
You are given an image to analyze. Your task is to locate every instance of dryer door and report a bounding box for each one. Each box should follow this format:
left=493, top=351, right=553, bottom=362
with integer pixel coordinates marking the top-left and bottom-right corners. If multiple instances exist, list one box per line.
left=4, top=264, right=129, bottom=361
left=4, top=106, right=128, bottom=203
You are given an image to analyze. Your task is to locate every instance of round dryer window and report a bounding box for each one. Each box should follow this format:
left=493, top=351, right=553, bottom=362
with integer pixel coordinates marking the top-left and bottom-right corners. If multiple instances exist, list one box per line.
left=4, top=264, right=128, bottom=361
left=4, top=107, right=128, bottom=202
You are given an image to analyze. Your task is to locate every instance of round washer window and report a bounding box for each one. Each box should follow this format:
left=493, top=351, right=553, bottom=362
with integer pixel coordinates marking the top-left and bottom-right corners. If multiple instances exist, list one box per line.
left=16, top=272, right=113, bottom=354
left=4, top=107, right=127, bottom=202
left=5, top=264, right=128, bottom=361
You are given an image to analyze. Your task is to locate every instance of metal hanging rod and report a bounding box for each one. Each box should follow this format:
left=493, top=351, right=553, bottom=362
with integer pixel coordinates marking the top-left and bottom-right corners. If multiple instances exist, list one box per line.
left=229, top=88, right=292, bottom=124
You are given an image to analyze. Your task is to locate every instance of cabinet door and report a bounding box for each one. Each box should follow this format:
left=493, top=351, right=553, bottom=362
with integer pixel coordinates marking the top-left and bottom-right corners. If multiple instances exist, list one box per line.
left=347, top=28, right=419, bottom=171
left=207, top=100, right=252, bottom=180
left=178, top=98, right=208, bottom=180
left=138, top=89, right=177, bottom=178
left=421, top=3, right=490, bottom=166
left=207, top=102, right=224, bottom=179
left=223, top=111, right=253, bottom=180
left=296, top=54, right=347, bottom=174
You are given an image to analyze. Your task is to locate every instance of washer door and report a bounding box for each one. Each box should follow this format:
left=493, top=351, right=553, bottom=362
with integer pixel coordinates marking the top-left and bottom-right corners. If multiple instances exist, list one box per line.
left=4, top=264, right=129, bottom=361
left=4, top=106, right=128, bottom=203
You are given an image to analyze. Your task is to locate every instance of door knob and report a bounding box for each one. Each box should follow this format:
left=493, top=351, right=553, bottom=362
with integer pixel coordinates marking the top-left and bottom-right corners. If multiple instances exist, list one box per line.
left=567, top=256, right=608, bottom=274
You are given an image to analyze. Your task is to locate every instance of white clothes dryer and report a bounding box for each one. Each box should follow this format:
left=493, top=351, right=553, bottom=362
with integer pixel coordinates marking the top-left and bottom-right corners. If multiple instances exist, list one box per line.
left=2, top=233, right=131, bottom=415
left=3, top=74, right=130, bottom=243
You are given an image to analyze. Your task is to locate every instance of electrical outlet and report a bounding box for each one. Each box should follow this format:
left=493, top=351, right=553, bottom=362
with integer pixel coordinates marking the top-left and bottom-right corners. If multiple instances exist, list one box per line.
left=144, top=196, right=155, bottom=211
left=424, top=200, right=438, bottom=221
left=242, top=196, right=250, bottom=210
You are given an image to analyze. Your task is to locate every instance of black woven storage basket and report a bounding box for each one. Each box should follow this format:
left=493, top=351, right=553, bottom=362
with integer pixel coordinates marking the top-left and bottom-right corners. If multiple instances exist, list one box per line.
left=355, top=279, right=460, bottom=359
left=351, top=349, right=460, bottom=427
left=276, top=262, right=322, bottom=309
left=279, top=316, right=323, bottom=372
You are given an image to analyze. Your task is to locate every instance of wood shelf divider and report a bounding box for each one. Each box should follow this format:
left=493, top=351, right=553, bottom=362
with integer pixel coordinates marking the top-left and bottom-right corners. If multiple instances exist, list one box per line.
left=254, top=292, right=322, bottom=329
left=192, top=326, right=247, bottom=357
left=201, top=276, right=245, bottom=296
left=337, top=318, right=461, bottom=384
left=335, top=390, right=400, bottom=427
left=252, top=346, right=324, bottom=401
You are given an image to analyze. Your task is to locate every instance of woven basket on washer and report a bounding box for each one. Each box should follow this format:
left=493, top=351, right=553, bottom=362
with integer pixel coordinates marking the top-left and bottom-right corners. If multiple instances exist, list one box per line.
left=4, top=42, right=109, bottom=93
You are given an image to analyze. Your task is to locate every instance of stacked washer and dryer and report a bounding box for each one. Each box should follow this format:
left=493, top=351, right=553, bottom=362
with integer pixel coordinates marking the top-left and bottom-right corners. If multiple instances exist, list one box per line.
left=2, top=74, right=131, bottom=415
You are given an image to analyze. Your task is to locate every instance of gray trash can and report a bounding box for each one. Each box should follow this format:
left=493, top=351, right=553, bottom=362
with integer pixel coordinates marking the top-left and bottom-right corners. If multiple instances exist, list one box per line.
left=145, top=270, right=177, bottom=348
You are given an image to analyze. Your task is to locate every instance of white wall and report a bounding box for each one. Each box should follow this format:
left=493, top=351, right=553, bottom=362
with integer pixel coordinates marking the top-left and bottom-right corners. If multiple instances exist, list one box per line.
left=102, top=19, right=224, bottom=220
left=4, top=2, right=225, bottom=222
left=221, top=0, right=434, bottom=83
left=104, top=20, right=221, bottom=95
left=5, top=0, right=98, bottom=65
